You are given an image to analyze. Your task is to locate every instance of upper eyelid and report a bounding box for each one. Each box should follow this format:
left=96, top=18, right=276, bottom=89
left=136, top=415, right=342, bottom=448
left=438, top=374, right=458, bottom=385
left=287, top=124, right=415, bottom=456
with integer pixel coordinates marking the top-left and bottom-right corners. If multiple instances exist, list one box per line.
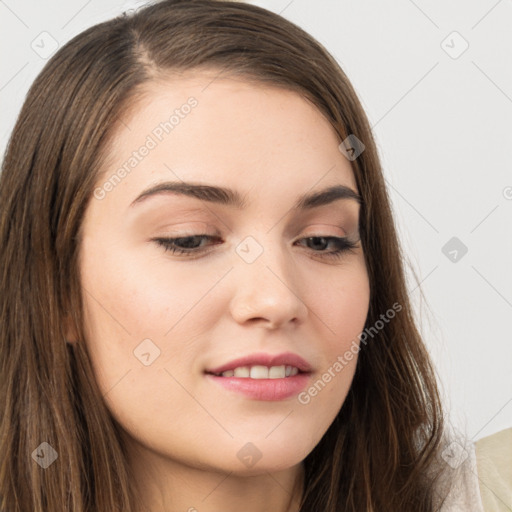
left=156, top=221, right=354, bottom=235
left=154, top=235, right=360, bottom=261
left=156, top=233, right=358, bottom=246
left=156, top=232, right=354, bottom=242
left=144, top=206, right=358, bottom=229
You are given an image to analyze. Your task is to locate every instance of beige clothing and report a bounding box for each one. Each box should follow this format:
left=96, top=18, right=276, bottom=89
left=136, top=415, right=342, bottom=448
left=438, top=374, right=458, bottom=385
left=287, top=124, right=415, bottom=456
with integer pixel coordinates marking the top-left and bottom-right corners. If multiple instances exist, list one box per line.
left=476, top=427, right=512, bottom=511
left=439, top=428, right=512, bottom=511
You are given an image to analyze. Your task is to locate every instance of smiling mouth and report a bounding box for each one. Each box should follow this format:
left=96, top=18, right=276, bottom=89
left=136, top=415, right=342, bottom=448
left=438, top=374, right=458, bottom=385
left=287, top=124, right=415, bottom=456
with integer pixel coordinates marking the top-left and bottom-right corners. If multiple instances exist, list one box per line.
left=206, top=365, right=303, bottom=379
left=204, top=361, right=311, bottom=401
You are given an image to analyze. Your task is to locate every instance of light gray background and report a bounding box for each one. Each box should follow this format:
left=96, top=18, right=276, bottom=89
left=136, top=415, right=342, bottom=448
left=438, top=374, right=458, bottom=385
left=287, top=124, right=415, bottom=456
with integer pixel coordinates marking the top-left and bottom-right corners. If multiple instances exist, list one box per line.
left=1, top=0, right=511, bottom=443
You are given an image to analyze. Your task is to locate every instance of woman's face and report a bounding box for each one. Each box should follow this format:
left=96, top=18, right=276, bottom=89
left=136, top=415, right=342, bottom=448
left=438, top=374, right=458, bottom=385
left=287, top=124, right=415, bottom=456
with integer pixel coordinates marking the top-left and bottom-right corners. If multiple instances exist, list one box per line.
left=76, top=71, right=370, bottom=475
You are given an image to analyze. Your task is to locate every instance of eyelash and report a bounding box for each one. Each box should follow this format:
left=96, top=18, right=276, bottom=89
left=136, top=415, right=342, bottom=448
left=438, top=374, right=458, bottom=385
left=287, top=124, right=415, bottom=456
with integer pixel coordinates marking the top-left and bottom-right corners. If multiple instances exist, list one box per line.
left=152, top=234, right=358, bottom=261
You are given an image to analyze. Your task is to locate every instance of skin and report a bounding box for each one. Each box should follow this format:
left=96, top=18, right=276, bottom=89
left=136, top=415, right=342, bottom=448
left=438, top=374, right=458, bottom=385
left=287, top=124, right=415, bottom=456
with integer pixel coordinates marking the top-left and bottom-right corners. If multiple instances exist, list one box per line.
left=68, top=70, right=370, bottom=512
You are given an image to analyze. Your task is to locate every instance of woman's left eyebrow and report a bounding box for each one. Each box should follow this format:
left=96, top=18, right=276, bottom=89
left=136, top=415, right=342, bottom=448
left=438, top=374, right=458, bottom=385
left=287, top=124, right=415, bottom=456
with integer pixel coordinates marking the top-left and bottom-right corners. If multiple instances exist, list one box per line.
left=129, top=181, right=362, bottom=210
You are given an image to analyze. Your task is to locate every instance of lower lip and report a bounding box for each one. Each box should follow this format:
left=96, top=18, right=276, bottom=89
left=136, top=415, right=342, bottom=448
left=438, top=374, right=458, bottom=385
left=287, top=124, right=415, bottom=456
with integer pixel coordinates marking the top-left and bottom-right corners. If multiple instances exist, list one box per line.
left=205, top=373, right=311, bottom=401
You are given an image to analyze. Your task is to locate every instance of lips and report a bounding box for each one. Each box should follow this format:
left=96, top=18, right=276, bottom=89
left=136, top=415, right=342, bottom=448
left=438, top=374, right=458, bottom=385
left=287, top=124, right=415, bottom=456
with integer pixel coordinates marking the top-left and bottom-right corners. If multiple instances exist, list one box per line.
left=205, top=351, right=313, bottom=375
left=204, top=351, right=314, bottom=400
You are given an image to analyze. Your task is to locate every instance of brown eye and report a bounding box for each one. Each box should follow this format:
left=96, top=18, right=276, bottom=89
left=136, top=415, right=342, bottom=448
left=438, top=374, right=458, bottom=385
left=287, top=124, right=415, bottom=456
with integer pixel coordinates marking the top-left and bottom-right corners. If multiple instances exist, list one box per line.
left=294, top=236, right=358, bottom=260
left=153, top=235, right=221, bottom=256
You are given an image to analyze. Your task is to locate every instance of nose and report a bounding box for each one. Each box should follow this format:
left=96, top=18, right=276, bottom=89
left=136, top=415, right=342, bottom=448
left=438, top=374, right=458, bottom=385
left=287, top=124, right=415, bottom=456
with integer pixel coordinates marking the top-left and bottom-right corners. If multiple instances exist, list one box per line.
left=228, top=241, right=309, bottom=329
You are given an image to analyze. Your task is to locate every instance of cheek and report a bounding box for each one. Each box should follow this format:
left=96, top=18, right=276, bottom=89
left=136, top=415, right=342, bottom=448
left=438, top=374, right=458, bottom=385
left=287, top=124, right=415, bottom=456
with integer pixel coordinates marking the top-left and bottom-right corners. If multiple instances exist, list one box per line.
left=311, top=258, right=370, bottom=352
left=301, top=260, right=369, bottom=404
left=79, top=231, right=228, bottom=345
left=78, top=236, right=230, bottom=399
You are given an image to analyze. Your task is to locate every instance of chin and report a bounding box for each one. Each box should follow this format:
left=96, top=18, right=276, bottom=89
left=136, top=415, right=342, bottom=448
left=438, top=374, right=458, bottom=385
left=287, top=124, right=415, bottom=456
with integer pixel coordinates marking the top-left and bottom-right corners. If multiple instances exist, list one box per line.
left=181, top=437, right=311, bottom=476
left=218, top=456, right=306, bottom=477
left=231, top=440, right=311, bottom=475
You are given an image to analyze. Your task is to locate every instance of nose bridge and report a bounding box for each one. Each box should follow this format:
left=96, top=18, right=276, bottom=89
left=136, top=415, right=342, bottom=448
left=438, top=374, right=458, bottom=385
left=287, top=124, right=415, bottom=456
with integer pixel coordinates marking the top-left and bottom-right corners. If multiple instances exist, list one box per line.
left=229, top=233, right=308, bottom=327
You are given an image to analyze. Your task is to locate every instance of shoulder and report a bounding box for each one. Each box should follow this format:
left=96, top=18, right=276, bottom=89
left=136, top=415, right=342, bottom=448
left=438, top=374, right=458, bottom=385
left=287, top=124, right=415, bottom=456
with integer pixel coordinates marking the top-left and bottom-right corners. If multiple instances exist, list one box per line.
left=475, top=427, right=512, bottom=512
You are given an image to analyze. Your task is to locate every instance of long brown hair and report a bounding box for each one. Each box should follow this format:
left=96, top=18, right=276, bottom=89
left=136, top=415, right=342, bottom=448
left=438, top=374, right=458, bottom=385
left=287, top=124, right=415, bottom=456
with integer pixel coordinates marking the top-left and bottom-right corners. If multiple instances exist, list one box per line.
left=0, top=1, right=451, bottom=510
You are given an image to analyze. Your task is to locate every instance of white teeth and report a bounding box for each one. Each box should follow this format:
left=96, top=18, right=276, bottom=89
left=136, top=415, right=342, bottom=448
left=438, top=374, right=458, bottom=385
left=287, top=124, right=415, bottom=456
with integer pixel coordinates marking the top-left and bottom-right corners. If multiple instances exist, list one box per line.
left=233, top=366, right=250, bottom=378
left=268, top=365, right=286, bottom=378
left=250, top=365, right=269, bottom=379
left=218, top=365, right=299, bottom=378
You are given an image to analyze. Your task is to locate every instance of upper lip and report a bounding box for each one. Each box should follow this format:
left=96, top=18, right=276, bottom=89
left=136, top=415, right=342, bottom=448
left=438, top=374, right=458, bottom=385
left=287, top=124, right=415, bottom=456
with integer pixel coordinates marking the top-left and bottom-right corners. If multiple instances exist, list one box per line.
left=206, top=352, right=313, bottom=375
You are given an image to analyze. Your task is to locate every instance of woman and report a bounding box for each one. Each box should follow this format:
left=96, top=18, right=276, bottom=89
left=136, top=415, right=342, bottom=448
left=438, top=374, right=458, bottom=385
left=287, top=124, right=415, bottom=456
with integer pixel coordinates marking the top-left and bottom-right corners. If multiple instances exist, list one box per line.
left=0, top=1, right=508, bottom=510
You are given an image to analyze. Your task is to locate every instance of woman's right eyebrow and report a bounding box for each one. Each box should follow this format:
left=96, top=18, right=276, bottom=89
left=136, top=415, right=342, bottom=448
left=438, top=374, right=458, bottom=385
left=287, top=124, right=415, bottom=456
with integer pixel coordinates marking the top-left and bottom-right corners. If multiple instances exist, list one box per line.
left=129, top=181, right=362, bottom=211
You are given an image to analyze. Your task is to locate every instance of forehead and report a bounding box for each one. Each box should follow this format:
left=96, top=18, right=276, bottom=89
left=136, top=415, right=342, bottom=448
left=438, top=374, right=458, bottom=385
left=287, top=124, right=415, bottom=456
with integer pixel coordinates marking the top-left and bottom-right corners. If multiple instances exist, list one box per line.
left=95, top=71, right=358, bottom=209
